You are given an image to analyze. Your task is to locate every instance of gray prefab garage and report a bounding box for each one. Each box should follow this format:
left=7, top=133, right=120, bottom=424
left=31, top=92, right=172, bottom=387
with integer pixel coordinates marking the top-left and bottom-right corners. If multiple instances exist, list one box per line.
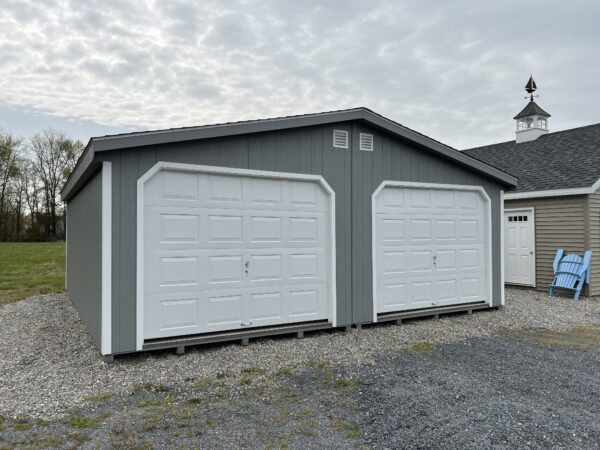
left=61, top=108, right=517, bottom=358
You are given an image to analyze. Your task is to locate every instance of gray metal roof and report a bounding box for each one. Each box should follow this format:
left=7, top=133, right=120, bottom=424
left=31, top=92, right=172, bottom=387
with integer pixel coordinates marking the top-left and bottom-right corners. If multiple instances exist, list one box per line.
left=464, top=122, right=600, bottom=193
left=61, top=107, right=517, bottom=201
left=513, top=100, right=551, bottom=120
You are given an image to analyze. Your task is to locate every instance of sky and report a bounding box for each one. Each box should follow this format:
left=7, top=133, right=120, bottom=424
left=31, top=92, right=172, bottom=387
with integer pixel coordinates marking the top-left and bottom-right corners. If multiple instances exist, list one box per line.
left=1, top=0, right=599, bottom=150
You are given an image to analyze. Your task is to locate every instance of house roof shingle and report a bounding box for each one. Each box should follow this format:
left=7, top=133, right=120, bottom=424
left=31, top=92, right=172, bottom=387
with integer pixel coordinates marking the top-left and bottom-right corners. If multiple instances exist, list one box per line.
left=463, top=123, right=600, bottom=193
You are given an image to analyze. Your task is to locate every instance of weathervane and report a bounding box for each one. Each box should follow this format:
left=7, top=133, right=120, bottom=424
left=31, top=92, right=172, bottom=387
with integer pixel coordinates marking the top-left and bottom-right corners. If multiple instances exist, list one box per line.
left=525, top=75, right=538, bottom=102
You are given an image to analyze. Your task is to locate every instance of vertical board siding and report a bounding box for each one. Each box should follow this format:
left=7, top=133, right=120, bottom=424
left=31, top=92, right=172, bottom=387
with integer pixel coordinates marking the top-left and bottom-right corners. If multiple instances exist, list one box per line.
left=66, top=169, right=103, bottom=348
left=98, top=122, right=504, bottom=353
left=505, top=196, right=588, bottom=294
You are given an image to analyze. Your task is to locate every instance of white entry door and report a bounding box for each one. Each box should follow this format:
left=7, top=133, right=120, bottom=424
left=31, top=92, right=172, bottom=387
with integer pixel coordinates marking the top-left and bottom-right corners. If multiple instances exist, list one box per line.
left=140, top=166, right=334, bottom=340
left=373, top=183, right=490, bottom=316
left=504, top=209, right=535, bottom=286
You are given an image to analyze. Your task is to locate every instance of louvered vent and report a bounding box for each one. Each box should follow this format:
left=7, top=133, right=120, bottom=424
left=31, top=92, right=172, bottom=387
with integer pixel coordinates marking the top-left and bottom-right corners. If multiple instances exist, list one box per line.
left=359, top=133, right=374, bottom=151
left=333, top=129, right=349, bottom=149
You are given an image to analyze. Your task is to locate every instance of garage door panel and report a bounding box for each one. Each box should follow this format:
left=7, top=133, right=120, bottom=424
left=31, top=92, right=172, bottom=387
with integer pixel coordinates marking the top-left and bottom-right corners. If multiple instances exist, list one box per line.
left=249, top=178, right=283, bottom=204
left=289, top=288, right=323, bottom=318
left=206, top=294, right=243, bottom=327
left=144, top=292, right=202, bottom=339
left=208, top=255, right=244, bottom=284
left=143, top=168, right=332, bottom=340
left=145, top=251, right=201, bottom=294
left=289, top=253, right=319, bottom=280
left=437, top=279, right=457, bottom=300
left=432, top=189, right=455, bottom=209
left=375, top=184, right=489, bottom=314
left=250, top=216, right=283, bottom=242
left=250, top=254, right=282, bottom=281
left=208, top=174, right=243, bottom=203
left=434, top=219, right=457, bottom=240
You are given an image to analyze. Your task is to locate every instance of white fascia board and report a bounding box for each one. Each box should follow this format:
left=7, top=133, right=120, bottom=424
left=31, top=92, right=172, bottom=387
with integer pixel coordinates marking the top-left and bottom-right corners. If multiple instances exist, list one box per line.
left=505, top=179, right=600, bottom=200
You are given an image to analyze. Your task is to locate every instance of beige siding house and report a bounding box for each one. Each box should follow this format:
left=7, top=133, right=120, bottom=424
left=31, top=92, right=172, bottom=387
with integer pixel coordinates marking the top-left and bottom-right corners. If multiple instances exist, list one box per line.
left=464, top=85, right=600, bottom=297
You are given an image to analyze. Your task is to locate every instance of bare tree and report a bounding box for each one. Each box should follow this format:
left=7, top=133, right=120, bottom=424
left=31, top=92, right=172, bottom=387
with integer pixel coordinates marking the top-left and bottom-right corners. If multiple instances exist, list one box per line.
left=30, top=129, right=84, bottom=239
left=0, top=132, right=24, bottom=241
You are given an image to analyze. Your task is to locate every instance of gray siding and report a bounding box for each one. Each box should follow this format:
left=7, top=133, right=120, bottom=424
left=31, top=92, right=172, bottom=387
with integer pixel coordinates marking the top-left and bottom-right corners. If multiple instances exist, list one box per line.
left=98, top=122, right=505, bottom=353
left=66, top=168, right=103, bottom=348
left=505, top=196, right=588, bottom=294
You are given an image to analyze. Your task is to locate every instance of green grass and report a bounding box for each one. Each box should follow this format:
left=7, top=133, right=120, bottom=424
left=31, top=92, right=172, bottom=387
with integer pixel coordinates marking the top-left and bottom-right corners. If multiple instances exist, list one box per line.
left=0, top=242, right=65, bottom=305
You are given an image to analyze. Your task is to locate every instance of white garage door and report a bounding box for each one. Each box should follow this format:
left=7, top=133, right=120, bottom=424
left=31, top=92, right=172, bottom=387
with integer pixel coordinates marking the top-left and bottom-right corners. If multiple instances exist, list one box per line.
left=140, top=165, right=334, bottom=340
left=373, top=183, right=490, bottom=316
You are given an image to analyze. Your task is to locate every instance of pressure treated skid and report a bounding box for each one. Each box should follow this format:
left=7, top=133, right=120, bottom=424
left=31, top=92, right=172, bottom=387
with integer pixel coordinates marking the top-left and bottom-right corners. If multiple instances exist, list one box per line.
left=122, top=302, right=492, bottom=358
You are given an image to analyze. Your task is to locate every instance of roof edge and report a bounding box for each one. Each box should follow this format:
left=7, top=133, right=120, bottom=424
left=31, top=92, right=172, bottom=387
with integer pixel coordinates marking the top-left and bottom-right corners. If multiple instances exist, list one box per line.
left=504, top=178, right=600, bottom=200
left=62, top=107, right=517, bottom=200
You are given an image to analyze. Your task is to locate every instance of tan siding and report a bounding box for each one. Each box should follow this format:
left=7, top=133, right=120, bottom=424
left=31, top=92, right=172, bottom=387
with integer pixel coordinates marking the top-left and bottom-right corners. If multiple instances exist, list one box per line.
left=588, top=190, right=600, bottom=296
left=506, top=196, right=588, bottom=294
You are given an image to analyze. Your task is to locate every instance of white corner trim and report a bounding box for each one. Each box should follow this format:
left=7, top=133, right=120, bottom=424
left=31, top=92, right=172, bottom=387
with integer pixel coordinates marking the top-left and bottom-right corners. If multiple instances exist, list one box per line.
left=136, top=162, right=337, bottom=350
left=371, top=180, right=494, bottom=323
left=101, top=161, right=112, bottom=356
left=505, top=177, right=600, bottom=200
left=500, top=190, right=505, bottom=306
left=65, top=204, right=68, bottom=290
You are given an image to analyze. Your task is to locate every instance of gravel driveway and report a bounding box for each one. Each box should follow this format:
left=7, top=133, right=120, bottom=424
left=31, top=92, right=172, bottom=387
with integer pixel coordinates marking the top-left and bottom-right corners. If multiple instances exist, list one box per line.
left=1, top=289, right=600, bottom=448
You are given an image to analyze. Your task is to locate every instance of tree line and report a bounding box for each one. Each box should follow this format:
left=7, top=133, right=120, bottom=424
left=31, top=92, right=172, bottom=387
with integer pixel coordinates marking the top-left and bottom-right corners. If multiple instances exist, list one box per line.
left=0, top=129, right=84, bottom=242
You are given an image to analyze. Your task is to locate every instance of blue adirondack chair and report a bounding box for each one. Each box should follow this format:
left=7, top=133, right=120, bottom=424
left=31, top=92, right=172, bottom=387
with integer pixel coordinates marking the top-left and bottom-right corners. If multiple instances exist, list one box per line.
left=548, top=249, right=592, bottom=300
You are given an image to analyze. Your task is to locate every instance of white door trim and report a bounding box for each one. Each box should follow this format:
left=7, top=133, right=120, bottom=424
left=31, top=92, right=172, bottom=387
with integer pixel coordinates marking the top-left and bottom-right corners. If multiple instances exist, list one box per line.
left=101, top=161, right=112, bottom=355
left=504, top=207, right=536, bottom=287
left=136, top=161, right=337, bottom=351
left=371, top=180, right=493, bottom=322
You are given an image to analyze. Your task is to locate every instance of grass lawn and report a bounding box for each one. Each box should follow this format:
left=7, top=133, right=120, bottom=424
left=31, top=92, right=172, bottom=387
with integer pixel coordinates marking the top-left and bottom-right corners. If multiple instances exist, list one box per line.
left=0, top=242, right=65, bottom=305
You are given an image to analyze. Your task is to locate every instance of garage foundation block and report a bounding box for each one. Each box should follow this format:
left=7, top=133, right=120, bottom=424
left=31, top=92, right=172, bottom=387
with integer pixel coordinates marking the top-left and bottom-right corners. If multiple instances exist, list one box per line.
left=296, top=331, right=304, bottom=339
left=102, top=355, right=114, bottom=364
left=176, top=346, right=185, bottom=355
left=241, top=337, right=250, bottom=346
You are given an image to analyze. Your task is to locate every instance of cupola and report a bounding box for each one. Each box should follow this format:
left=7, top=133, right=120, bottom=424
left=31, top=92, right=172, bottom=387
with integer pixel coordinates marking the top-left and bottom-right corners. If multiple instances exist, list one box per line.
left=514, top=75, right=550, bottom=143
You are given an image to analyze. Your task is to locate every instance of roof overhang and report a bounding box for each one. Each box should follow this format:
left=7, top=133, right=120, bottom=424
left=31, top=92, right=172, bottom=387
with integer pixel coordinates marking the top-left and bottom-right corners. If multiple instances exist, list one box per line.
left=504, top=178, right=600, bottom=200
left=61, top=107, right=517, bottom=201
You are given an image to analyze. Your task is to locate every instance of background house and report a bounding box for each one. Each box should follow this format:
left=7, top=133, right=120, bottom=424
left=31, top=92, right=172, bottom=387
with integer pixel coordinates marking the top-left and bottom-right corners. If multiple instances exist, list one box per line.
left=464, top=78, right=600, bottom=295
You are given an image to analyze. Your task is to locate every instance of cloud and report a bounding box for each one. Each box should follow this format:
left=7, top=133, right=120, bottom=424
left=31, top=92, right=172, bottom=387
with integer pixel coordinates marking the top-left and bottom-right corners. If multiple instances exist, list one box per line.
left=0, top=0, right=599, bottom=148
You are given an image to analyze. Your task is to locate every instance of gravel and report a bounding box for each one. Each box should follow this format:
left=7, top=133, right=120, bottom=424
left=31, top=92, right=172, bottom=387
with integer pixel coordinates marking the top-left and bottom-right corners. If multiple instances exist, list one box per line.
left=356, top=335, right=600, bottom=449
left=1, top=289, right=600, bottom=419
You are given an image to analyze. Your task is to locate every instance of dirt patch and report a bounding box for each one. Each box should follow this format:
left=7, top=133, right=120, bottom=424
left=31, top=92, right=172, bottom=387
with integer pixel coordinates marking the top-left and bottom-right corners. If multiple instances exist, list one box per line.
left=520, top=324, right=600, bottom=351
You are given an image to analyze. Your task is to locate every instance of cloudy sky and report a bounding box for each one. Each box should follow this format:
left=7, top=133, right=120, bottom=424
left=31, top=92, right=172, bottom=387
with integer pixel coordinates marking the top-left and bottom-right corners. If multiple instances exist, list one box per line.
left=1, top=0, right=599, bottom=149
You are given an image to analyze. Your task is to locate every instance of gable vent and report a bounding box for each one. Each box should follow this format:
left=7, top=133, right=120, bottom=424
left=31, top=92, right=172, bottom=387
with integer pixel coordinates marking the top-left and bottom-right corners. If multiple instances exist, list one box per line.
left=359, top=133, right=374, bottom=151
left=333, top=129, right=349, bottom=149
